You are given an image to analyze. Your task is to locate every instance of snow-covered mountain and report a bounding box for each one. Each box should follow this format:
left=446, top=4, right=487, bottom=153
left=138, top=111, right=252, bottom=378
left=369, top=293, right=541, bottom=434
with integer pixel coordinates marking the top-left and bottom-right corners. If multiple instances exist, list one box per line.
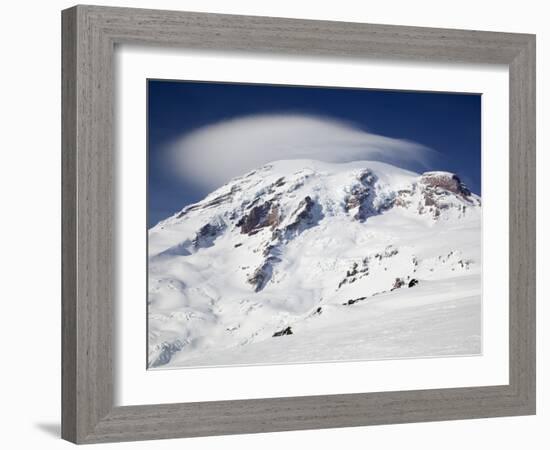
left=148, top=159, right=482, bottom=368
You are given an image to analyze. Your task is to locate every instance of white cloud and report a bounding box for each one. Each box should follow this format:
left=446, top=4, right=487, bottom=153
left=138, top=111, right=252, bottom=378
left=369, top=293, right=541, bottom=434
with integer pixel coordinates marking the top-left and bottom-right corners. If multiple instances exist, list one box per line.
left=167, top=114, right=435, bottom=190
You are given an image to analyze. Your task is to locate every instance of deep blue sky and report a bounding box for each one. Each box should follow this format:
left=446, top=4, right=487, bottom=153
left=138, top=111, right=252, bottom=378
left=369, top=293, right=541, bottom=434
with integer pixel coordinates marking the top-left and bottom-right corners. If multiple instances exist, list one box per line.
left=148, top=79, right=481, bottom=227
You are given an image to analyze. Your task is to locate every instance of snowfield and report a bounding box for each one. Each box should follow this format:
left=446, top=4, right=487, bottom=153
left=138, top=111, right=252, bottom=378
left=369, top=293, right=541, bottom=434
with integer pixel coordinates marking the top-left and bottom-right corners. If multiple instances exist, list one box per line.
left=147, top=159, right=482, bottom=369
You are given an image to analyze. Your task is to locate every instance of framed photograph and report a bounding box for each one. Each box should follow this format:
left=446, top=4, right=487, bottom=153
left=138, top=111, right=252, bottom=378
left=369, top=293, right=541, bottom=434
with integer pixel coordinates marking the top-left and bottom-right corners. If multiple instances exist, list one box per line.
left=62, top=5, right=536, bottom=444
left=146, top=81, right=485, bottom=369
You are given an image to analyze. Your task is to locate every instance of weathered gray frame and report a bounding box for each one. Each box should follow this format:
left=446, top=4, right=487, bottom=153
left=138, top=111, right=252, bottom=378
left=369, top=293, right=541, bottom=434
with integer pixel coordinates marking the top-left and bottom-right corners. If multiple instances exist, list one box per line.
left=62, top=4, right=536, bottom=444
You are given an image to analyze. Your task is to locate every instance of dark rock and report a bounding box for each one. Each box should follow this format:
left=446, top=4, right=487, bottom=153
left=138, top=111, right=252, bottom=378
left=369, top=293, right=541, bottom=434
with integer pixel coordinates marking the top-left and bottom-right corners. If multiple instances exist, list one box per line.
left=420, top=172, right=471, bottom=197
left=237, top=201, right=281, bottom=235
left=393, top=189, right=413, bottom=208
left=149, top=340, right=185, bottom=367
left=262, top=244, right=277, bottom=257
left=237, top=202, right=271, bottom=234
left=343, top=296, right=367, bottom=306
left=192, top=221, right=226, bottom=249
left=286, top=196, right=315, bottom=232
left=270, top=177, right=286, bottom=188
left=343, top=170, right=381, bottom=221
left=247, top=256, right=280, bottom=292
left=417, top=172, right=479, bottom=218
left=344, top=187, right=364, bottom=211
left=374, top=246, right=398, bottom=261
left=245, top=196, right=262, bottom=210
left=346, top=262, right=358, bottom=277
left=338, top=258, right=370, bottom=289
left=265, top=205, right=281, bottom=228
left=338, top=279, right=348, bottom=289
left=273, top=326, right=293, bottom=337
left=408, top=278, right=419, bottom=288
left=391, top=172, right=480, bottom=220
left=392, top=277, right=405, bottom=290
left=247, top=265, right=270, bottom=292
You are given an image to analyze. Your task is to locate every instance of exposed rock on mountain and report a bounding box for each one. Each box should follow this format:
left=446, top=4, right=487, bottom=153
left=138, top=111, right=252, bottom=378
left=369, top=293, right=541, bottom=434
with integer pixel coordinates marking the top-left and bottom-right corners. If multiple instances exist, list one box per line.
left=192, top=219, right=226, bottom=249
left=273, top=326, right=293, bottom=337
left=420, top=172, right=472, bottom=197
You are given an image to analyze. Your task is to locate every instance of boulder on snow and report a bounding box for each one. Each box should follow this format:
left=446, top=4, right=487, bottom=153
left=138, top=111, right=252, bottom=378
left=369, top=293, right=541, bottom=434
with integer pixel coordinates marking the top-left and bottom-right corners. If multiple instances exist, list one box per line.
left=273, top=326, right=293, bottom=337
left=408, top=278, right=419, bottom=288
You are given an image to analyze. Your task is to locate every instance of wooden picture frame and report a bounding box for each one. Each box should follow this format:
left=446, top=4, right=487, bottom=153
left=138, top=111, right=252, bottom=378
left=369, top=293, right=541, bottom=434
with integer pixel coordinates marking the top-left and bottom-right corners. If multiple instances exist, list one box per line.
left=62, top=5, right=536, bottom=444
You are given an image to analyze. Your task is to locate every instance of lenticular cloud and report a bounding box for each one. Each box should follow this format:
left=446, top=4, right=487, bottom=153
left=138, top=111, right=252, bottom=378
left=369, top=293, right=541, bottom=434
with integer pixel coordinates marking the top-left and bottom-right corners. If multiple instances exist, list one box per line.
left=167, top=114, right=434, bottom=190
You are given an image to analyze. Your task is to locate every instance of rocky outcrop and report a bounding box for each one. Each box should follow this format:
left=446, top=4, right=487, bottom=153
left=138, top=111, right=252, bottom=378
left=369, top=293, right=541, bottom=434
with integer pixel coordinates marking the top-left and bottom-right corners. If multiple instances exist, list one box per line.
left=246, top=196, right=322, bottom=292
left=392, top=277, right=406, bottom=290
left=338, top=256, right=373, bottom=289
left=237, top=201, right=280, bottom=235
left=246, top=196, right=323, bottom=292
left=374, top=245, right=399, bottom=260
left=420, top=172, right=471, bottom=197
left=338, top=246, right=398, bottom=290
left=270, top=177, right=286, bottom=190
left=192, top=220, right=226, bottom=249
left=285, top=196, right=316, bottom=234
left=393, top=189, right=414, bottom=208
left=273, top=326, right=293, bottom=337
left=247, top=256, right=280, bottom=292
left=392, top=172, right=480, bottom=220
left=344, top=170, right=380, bottom=221
left=149, top=340, right=185, bottom=367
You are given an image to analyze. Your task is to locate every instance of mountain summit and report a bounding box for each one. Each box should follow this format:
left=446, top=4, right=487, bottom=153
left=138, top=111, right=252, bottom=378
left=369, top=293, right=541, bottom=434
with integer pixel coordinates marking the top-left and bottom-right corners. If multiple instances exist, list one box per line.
left=148, top=160, right=481, bottom=368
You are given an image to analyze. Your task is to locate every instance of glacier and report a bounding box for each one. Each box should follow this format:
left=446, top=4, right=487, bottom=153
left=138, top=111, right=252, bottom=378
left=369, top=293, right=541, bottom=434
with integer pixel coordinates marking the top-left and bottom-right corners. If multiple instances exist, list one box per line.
left=147, top=159, right=482, bottom=368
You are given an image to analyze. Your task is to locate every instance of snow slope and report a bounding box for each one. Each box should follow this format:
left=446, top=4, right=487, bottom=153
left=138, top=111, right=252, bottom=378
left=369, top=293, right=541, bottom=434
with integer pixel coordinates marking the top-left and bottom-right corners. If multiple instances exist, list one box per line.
left=147, top=159, right=482, bottom=368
